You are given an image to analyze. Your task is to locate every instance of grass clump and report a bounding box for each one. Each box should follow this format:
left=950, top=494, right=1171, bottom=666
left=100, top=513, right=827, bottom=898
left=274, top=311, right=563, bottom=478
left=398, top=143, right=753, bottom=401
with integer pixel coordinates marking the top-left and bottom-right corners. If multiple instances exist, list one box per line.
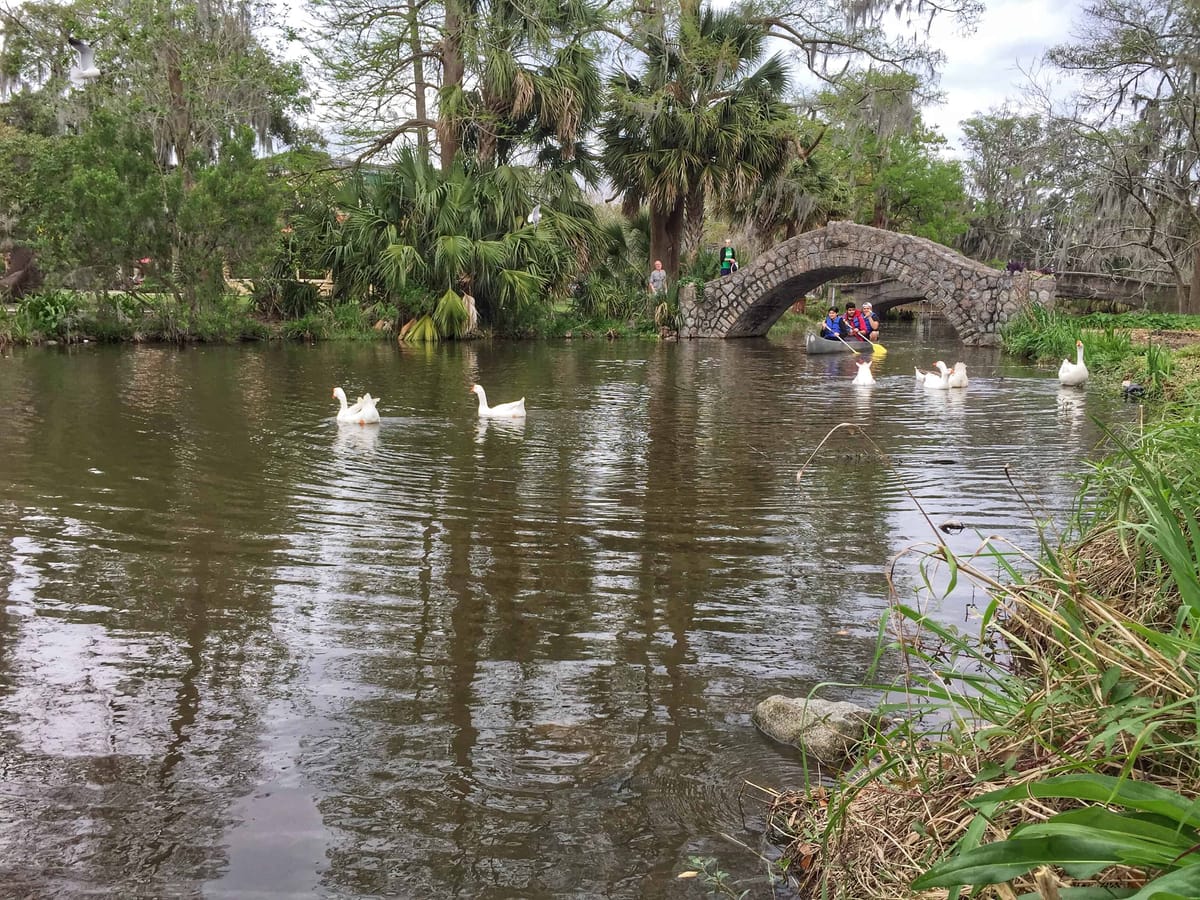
left=767, top=395, right=1200, bottom=898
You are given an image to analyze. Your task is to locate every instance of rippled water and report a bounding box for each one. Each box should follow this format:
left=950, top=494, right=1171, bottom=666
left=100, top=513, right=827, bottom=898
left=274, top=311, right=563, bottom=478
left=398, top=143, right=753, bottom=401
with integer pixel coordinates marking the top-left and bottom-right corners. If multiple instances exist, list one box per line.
left=0, top=321, right=1128, bottom=898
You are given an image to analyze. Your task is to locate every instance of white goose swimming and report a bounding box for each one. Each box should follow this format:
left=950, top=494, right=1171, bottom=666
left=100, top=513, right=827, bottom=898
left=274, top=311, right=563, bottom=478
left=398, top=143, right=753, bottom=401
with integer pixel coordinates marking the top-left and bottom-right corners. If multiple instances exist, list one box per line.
left=470, top=383, right=526, bottom=418
left=332, top=386, right=381, bottom=425
left=921, top=361, right=951, bottom=390
left=948, top=362, right=969, bottom=388
left=852, top=359, right=875, bottom=385
left=1058, top=340, right=1089, bottom=386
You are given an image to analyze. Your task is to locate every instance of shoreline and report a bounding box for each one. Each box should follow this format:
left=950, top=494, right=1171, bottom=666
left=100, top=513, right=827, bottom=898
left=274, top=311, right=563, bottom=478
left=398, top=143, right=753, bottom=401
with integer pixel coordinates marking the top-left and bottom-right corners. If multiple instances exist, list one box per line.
left=757, top=315, right=1200, bottom=897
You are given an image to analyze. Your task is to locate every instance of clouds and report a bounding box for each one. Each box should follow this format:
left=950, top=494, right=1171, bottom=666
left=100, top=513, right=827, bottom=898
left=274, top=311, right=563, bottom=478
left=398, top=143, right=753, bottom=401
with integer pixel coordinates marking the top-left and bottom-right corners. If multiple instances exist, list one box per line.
left=924, top=0, right=1084, bottom=152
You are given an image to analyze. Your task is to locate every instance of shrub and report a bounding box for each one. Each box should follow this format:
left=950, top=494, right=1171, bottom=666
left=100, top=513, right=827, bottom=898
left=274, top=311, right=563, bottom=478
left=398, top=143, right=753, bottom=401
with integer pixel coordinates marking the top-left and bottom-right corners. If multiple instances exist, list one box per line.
left=19, top=290, right=83, bottom=339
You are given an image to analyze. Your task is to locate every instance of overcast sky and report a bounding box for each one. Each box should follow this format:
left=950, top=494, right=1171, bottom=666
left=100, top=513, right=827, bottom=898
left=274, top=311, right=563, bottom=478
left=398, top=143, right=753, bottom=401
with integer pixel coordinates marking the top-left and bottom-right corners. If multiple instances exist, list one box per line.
left=919, top=0, right=1085, bottom=154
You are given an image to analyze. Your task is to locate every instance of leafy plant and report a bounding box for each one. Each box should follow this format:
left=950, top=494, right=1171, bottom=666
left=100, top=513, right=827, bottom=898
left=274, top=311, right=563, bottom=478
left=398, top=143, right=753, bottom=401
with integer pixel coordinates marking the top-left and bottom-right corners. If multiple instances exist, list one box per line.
left=913, top=774, right=1200, bottom=896
left=19, top=290, right=82, bottom=338
left=401, top=314, right=439, bottom=342
left=679, top=856, right=751, bottom=899
left=432, top=289, right=468, bottom=338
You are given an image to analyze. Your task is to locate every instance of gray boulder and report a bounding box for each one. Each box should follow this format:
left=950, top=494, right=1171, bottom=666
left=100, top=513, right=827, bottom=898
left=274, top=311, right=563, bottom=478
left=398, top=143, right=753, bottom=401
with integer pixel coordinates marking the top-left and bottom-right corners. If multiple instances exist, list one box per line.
left=752, top=694, right=878, bottom=764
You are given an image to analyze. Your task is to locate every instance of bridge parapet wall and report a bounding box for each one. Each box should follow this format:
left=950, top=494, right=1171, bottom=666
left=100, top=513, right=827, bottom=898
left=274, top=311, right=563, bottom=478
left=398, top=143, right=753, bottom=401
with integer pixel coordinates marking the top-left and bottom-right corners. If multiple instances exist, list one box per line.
left=678, top=222, right=1055, bottom=345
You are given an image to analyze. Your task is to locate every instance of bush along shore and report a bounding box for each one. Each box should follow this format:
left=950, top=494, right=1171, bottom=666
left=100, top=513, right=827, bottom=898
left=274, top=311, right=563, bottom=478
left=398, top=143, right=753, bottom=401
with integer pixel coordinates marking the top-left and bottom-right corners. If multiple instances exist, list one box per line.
left=758, top=309, right=1200, bottom=898
left=0, top=285, right=688, bottom=347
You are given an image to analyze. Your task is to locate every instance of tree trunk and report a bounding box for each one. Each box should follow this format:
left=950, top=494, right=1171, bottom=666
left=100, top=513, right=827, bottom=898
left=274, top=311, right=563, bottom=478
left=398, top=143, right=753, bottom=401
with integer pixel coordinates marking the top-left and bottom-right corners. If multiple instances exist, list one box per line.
left=1187, top=243, right=1200, bottom=315
left=681, top=184, right=705, bottom=263
left=650, top=200, right=685, bottom=280
left=438, top=0, right=464, bottom=171
left=165, top=45, right=191, bottom=186
left=410, top=5, right=431, bottom=162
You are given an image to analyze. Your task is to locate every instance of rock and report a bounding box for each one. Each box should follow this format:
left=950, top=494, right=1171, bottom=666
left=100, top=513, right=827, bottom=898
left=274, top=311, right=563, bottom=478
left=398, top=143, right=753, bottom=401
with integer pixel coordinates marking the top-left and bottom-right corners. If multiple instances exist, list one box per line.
left=752, top=695, right=878, bottom=765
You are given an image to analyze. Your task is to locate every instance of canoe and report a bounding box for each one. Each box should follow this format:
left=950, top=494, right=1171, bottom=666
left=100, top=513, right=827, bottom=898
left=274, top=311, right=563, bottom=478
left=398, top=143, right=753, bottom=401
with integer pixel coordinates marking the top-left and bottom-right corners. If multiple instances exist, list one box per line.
left=805, top=333, right=875, bottom=354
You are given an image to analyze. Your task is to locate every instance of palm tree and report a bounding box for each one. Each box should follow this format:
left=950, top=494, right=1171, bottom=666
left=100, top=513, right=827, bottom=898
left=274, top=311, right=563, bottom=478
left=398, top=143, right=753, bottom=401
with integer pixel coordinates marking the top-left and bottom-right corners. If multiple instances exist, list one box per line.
left=739, top=145, right=850, bottom=243
left=599, top=0, right=796, bottom=277
left=327, top=147, right=603, bottom=335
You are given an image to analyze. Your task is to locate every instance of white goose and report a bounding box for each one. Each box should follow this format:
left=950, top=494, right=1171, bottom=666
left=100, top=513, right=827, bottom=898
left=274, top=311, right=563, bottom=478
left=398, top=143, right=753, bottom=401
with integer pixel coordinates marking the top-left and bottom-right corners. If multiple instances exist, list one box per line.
left=852, top=359, right=875, bottom=385
left=948, top=362, right=969, bottom=389
left=332, top=386, right=381, bottom=425
left=1058, top=340, right=1089, bottom=386
left=471, top=383, right=526, bottom=418
left=922, top=361, right=951, bottom=390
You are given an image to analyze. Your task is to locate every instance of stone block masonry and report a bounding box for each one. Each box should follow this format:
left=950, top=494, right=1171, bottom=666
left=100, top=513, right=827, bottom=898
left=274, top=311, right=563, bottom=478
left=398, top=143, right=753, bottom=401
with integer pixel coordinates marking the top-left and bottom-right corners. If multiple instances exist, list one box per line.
left=678, top=222, right=1055, bottom=346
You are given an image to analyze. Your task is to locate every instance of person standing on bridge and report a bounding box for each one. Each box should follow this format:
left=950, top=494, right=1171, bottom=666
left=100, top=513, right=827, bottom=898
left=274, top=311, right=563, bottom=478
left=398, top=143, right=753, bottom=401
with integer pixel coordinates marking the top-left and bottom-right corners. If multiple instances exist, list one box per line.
left=719, top=238, right=738, bottom=277
left=861, top=302, right=880, bottom=341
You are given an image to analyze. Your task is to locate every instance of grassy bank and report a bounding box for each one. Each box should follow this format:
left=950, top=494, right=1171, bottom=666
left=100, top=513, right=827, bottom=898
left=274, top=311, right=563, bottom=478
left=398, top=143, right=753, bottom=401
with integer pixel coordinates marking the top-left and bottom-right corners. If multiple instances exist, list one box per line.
left=760, top=314, right=1200, bottom=898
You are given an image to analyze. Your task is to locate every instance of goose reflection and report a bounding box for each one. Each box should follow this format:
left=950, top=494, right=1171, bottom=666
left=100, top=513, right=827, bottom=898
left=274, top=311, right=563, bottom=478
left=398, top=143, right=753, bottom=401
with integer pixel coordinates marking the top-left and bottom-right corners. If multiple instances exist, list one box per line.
left=333, top=422, right=381, bottom=454
left=1056, top=386, right=1086, bottom=432
left=475, top=415, right=527, bottom=444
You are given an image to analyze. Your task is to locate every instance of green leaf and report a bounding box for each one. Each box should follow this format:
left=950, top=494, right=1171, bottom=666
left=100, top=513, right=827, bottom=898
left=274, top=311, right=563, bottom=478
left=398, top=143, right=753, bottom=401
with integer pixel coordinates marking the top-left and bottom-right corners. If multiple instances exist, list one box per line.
left=1016, top=888, right=1137, bottom=899
left=1100, top=665, right=1121, bottom=698
left=912, top=833, right=1134, bottom=889
left=972, top=774, right=1200, bottom=829
left=1121, top=863, right=1200, bottom=899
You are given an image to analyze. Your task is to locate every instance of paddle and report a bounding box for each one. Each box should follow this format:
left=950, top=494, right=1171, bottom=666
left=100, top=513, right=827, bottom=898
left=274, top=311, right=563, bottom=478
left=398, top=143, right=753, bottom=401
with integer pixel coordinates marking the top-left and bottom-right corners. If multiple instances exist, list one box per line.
left=834, top=333, right=862, bottom=355
left=861, top=333, right=887, bottom=356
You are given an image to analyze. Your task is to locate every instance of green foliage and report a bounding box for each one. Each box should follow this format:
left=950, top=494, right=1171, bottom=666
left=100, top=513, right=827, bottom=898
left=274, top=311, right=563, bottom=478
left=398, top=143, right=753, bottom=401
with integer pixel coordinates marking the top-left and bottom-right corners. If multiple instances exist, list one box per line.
left=402, top=314, right=439, bottom=343
left=741, top=139, right=850, bottom=241
left=18, top=290, right=83, bottom=338
left=330, top=148, right=601, bottom=335
left=913, top=775, right=1200, bottom=895
left=1002, top=305, right=1132, bottom=370
left=432, top=289, right=468, bottom=338
left=0, top=0, right=314, bottom=311
left=1001, top=304, right=1078, bottom=360
left=329, top=302, right=368, bottom=335
left=281, top=312, right=329, bottom=341
left=170, top=128, right=288, bottom=308
left=1003, top=307, right=1198, bottom=393
left=957, top=113, right=1078, bottom=267
left=0, top=306, right=32, bottom=346
left=599, top=2, right=796, bottom=272
left=681, top=856, right=751, bottom=899
left=1143, top=344, right=1173, bottom=395
left=813, top=71, right=969, bottom=242
left=257, top=280, right=323, bottom=320
left=1076, top=311, right=1200, bottom=331
left=893, top=411, right=1200, bottom=898
left=571, top=276, right=645, bottom=322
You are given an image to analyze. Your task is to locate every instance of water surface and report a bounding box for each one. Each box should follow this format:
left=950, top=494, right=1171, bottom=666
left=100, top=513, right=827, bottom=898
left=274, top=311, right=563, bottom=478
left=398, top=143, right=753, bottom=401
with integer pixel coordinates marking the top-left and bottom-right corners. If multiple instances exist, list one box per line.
left=0, top=321, right=1125, bottom=897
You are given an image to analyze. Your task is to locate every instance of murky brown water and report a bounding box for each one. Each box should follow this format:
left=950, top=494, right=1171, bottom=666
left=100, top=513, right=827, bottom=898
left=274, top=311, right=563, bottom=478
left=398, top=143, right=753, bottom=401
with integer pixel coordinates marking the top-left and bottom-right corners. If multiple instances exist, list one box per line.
left=0, top=321, right=1127, bottom=898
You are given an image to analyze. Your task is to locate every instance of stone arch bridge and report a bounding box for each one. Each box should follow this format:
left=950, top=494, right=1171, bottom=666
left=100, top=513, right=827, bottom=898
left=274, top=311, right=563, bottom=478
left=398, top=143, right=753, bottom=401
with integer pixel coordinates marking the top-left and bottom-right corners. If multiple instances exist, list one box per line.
left=678, top=221, right=1055, bottom=346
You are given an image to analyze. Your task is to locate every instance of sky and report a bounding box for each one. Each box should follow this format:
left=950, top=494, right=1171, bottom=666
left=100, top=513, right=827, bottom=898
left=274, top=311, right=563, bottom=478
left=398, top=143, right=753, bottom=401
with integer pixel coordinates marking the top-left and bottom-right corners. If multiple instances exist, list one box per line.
left=917, top=0, right=1085, bottom=154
